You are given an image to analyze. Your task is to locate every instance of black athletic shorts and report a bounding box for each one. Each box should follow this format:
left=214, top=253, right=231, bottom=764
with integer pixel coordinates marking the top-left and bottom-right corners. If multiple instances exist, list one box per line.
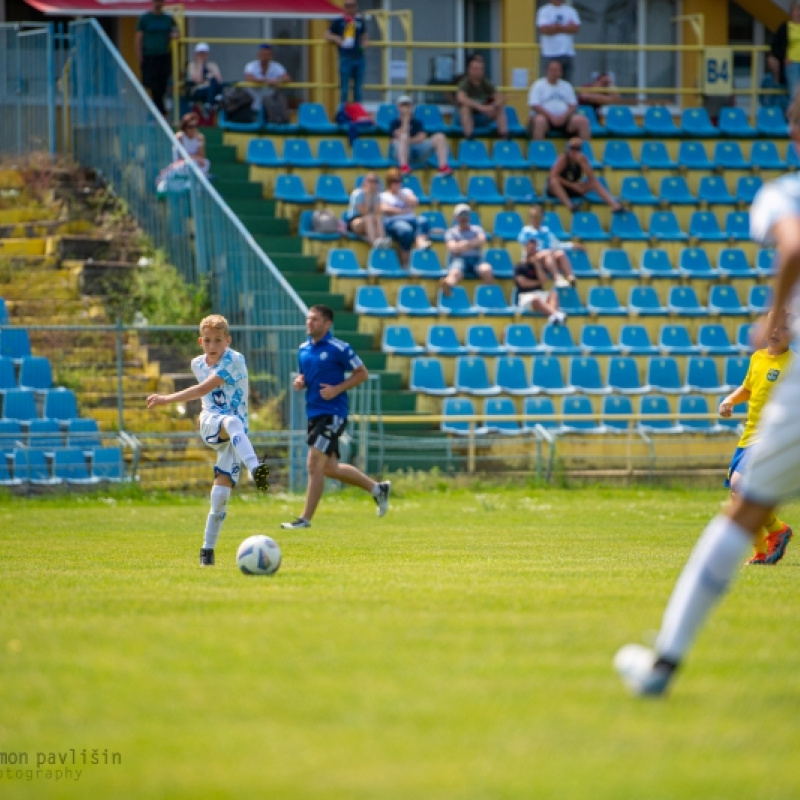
left=307, top=414, right=347, bottom=458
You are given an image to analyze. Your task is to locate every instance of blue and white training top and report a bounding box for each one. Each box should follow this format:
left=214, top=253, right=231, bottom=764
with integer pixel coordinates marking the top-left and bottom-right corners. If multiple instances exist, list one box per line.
left=298, top=331, right=363, bottom=420
left=191, top=347, right=250, bottom=431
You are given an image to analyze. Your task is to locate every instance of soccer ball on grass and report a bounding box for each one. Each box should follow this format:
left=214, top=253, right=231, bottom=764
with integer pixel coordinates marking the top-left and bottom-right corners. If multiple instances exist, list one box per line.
left=236, top=535, right=282, bottom=576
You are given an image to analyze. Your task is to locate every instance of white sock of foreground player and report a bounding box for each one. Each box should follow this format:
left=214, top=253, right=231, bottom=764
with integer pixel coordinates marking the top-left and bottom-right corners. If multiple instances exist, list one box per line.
left=223, top=416, right=259, bottom=473
left=203, top=485, right=231, bottom=550
left=654, top=515, right=751, bottom=664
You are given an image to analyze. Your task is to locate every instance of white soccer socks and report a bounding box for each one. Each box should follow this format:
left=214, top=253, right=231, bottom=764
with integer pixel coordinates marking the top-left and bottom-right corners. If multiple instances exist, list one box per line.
left=203, top=484, right=231, bottom=550
left=223, top=416, right=259, bottom=473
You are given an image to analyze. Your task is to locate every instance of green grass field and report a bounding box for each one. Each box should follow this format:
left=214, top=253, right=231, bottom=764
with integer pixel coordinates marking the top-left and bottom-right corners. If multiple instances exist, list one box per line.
left=2, top=484, right=799, bottom=799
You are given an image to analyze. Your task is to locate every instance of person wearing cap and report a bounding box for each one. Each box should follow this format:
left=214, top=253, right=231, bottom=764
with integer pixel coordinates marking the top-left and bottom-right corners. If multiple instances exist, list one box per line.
left=528, top=60, right=589, bottom=141
left=186, top=43, right=223, bottom=109
left=135, top=0, right=179, bottom=116
left=325, top=0, right=369, bottom=106
left=440, top=204, right=494, bottom=296
left=514, top=233, right=566, bottom=324
left=517, top=205, right=577, bottom=286
left=243, top=44, right=291, bottom=115
left=389, top=96, right=452, bottom=177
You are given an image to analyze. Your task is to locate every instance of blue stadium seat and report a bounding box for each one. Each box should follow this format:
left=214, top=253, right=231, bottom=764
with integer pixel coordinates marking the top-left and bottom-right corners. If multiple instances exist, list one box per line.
left=681, top=107, right=718, bottom=137
left=609, top=212, right=648, bottom=241
left=677, top=141, right=713, bottom=170
left=603, top=394, right=634, bottom=431
left=580, top=140, right=602, bottom=170
left=576, top=105, right=607, bottom=137
left=756, top=106, right=789, bottom=137
left=219, top=106, right=263, bottom=133
left=531, top=356, right=575, bottom=395
left=571, top=212, right=610, bottom=242
left=708, top=285, right=746, bottom=315
left=504, top=324, right=541, bottom=354
left=17, top=355, right=52, bottom=393
left=43, top=388, right=78, bottom=423
left=556, top=286, right=588, bottom=316
left=569, top=356, right=611, bottom=395
left=426, top=325, right=467, bottom=355
left=245, top=138, right=284, bottom=167
left=0, top=355, right=17, bottom=391
left=484, top=248, right=515, bottom=279
left=493, top=140, right=529, bottom=170
left=688, top=212, right=726, bottom=242
left=27, top=418, right=62, bottom=450
left=492, top=211, right=524, bottom=240
left=419, top=210, right=448, bottom=241
left=352, top=138, right=392, bottom=169
left=599, top=249, right=636, bottom=278
left=679, top=246, right=717, bottom=278
left=53, top=448, right=98, bottom=485
left=13, top=448, right=58, bottom=485
left=619, top=324, right=659, bottom=356
left=724, top=356, right=750, bottom=391
left=274, top=175, right=315, bottom=204
left=281, top=138, right=321, bottom=167
left=561, top=395, right=605, bottom=432
left=640, top=141, right=678, bottom=169
left=658, top=324, right=698, bottom=355
left=317, top=138, right=356, bottom=167
left=647, top=357, right=688, bottom=394
left=303, top=210, right=343, bottom=242
left=66, top=418, right=102, bottom=450
left=3, top=388, right=38, bottom=424
left=402, top=175, right=430, bottom=203
left=430, top=174, right=468, bottom=204
left=409, top=358, right=455, bottom=396
left=643, top=106, right=680, bottom=137
left=465, top=325, right=507, bottom=355
left=756, top=249, right=776, bottom=277
left=92, top=446, right=125, bottom=482
left=495, top=356, right=537, bottom=396
left=648, top=211, right=688, bottom=241
left=326, top=249, right=363, bottom=276
left=716, top=247, right=751, bottom=277
left=503, top=106, right=529, bottom=137
left=367, top=248, right=405, bottom=278
left=586, top=286, right=626, bottom=315
left=678, top=395, right=721, bottom=432
left=437, top=285, right=478, bottom=317
left=718, top=106, right=757, bottom=138
left=628, top=286, right=667, bottom=315
left=315, top=175, right=350, bottom=205
left=458, top=140, right=494, bottom=169
left=713, top=141, right=749, bottom=169
left=528, top=140, right=559, bottom=170
left=667, top=286, right=708, bottom=316
left=0, top=328, right=31, bottom=363
left=523, top=396, right=559, bottom=432
left=602, top=140, right=639, bottom=169
left=748, top=285, right=772, bottom=314
left=619, top=176, right=659, bottom=205
left=382, top=325, right=425, bottom=355
left=441, top=397, right=477, bottom=435
left=659, top=176, right=697, bottom=205
left=725, top=211, right=750, bottom=242
left=375, top=103, right=399, bottom=134
left=542, top=212, right=568, bottom=240
left=414, top=104, right=447, bottom=133
left=697, top=324, right=740, bottom=356
left=604, top=105, right=643, bottom=136
left=540, top=323, right=581, bottom=355
left=409, top=248, right=446, bottom=278
left=474, top=284, right=514, bottom=316
left=685, top=357, right=725, bottom=394
left=735, top=176, right=763, bottom=205
left=607, top=356, right=650, bottom=395
left=354, top=286, right=397, bottom=316
left=580, top=324, right=620, bottom=355
left=454, top=356, right=501, bottom=395
left=481, top=397, right=523, bottom=436
left=297, top=102, right=339, bottom=134
left=396, top=285, right=437, bottom=315
left=697, top=176, right=735, bottom=205
left=639, top=248, right=676, bottom=278
left=566, top=249, right=599, bottom=278
left=503, top=175, right=541, bottom=204
left=0, top=298, right=8, bottom=325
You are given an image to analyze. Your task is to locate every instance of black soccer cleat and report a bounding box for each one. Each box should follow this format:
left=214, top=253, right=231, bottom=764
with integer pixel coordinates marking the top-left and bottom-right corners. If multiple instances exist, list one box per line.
left=252, top=460, right=270, bottom=493
left=199, top=548, right=215, bottom=567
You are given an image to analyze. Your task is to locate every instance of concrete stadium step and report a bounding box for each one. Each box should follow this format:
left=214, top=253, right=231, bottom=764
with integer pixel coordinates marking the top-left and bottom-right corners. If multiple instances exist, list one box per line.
left=236, top=215, right=291, bottom=237
left=256, top=236, right=303, bottom=256
left=267, top=251, right=317, bottom=271
left=359, top=352, right=386, bottom=371
left=285, top=273, right=329, bottom=293
left=301, top=291, right=345, bottom=311
left=205, top=143, right=237, bottom=162
left=380, top=391, right=417, bottom=413
left=202, top=127, right=224, bottom=146
left=224, top=197, right=276, bottom=217
left=0, top=207, right=62, bottom=224
left=0, top=237, right=49, bottom=256
left=213, top=179, right=264, bottom=199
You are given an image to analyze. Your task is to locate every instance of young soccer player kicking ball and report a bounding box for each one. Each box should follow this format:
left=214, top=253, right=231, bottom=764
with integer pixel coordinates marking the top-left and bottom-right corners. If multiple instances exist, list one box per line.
left=719, top=310, right=793, bottom=565
left=615, top=96, right=800, bottom=696
left=147, top=315, right=270, bottom=566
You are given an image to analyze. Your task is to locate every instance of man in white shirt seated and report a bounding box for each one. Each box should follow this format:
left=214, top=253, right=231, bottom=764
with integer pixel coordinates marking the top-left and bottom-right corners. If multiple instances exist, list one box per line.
left=243, top=43, right=291, bottom=117
left=528, top=60, right=590, bottom=141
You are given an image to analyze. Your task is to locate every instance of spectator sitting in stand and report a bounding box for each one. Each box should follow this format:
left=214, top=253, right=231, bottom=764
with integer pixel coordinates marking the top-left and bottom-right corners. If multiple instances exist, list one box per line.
left=517, top=204, right=577, bottom=286
left=243, top=43, right=291, bottom=120
left=345, top=172, right=391, bottom=249
left=440, top=203, right=494, bottom=296
left=456, top=53, right=509, bottom=140
left=186, top=42, right=223, bottom=111
left=547, top=137, right=624, bottom=213
left=514, top=233, right=566, bottom=324
left=577, top=71, right=621, bottom=119
left=389, top=96, right=452, bottom=177
left=529, top=60, right=590, bottom=141
left=380, top=168, right=432, bottom=265
left=173, top=112, right=209, bottom=175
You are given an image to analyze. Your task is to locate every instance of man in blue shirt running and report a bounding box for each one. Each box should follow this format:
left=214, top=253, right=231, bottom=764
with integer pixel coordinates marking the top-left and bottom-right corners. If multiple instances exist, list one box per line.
left=282, top=304, right=390, bottom=529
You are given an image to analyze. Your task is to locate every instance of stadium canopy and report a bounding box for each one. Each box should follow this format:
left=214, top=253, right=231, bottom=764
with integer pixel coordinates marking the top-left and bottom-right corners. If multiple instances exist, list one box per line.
left=25, top=0, right=341, bottom=16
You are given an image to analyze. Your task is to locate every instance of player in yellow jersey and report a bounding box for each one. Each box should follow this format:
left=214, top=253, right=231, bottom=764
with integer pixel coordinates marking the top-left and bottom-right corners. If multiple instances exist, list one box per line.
left=719, top=311, right=794, bottom=564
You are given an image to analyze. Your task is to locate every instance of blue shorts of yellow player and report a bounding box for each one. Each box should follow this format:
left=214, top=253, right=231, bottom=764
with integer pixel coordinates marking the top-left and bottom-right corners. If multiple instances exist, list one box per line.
left=725, top=445, right=751, bottom=489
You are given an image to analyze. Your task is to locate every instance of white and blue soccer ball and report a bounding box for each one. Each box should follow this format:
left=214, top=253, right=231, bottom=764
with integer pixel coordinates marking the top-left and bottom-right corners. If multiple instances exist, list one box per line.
left=236, top=535, right=282, bottom=576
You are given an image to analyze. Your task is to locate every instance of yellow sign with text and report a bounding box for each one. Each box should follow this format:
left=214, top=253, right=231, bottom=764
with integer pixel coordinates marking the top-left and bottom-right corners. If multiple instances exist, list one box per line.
left=704, top=47, right=733, bottom=95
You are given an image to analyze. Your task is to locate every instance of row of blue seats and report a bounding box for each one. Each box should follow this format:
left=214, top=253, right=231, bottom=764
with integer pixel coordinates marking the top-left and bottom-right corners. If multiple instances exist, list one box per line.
left=440, top=394, right=741, bottom=437
left=0, top=417, right=102, bottom=450
left=383, top=322, right=754, bottom=358
left=0, top=446, right=125, bottom=486
left=409, top=354, right=747, bottom=398
left=251, top=136, right=793, bottom=173
left=327, top=246, right=773, bottom=280
left=1, top=387, right=81, bottom=425
left=0, top=354, right=53, bottom=392
left=354, top=284, right=770, bottom=318
left=226, top=100, right=789, bottom=139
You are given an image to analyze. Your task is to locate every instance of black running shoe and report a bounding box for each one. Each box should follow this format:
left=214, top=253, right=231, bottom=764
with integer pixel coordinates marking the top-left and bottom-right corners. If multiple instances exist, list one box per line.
left=280, top=517, right=311, bottom=530
left=252, top=460, right=270, bottom=493
left=199, top=548, right=215, bottom=566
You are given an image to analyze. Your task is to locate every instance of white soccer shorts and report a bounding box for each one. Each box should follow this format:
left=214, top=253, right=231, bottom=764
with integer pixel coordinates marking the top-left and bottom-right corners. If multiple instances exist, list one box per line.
left=199, top=412, right=242, bottom=486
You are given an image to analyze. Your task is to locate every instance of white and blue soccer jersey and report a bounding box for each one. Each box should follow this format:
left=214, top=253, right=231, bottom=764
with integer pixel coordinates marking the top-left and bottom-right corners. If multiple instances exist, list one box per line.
left=298, top=332, right=363, bottom=420
left=191, top=347, right=250, bottom=431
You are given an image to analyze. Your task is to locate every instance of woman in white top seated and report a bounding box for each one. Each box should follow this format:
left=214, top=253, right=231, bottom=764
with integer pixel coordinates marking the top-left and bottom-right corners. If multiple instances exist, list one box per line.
left=174, top=112, right=209, bottom=175
left=186, top=42, right=223, bottom=107
left=379, top=167, right=431, bottom=265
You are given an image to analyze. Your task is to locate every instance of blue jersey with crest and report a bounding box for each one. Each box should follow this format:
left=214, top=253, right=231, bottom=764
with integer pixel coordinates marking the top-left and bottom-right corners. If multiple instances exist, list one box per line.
left=298, top=331, right=363, bottom=419
left=191, top=347, right=249, bottom=431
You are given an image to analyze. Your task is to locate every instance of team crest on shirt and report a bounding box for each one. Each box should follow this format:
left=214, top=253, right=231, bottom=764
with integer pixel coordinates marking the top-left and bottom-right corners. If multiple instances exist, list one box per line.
left=211, top=388, right=226, bottom=407
left=767, top=369, right=780, bottom=382
left=320, top=352, right=328, bottom=360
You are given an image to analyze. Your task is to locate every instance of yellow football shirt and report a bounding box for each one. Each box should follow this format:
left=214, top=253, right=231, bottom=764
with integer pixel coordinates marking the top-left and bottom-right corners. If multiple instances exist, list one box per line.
left=738, top=348, right=793, bottom=447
